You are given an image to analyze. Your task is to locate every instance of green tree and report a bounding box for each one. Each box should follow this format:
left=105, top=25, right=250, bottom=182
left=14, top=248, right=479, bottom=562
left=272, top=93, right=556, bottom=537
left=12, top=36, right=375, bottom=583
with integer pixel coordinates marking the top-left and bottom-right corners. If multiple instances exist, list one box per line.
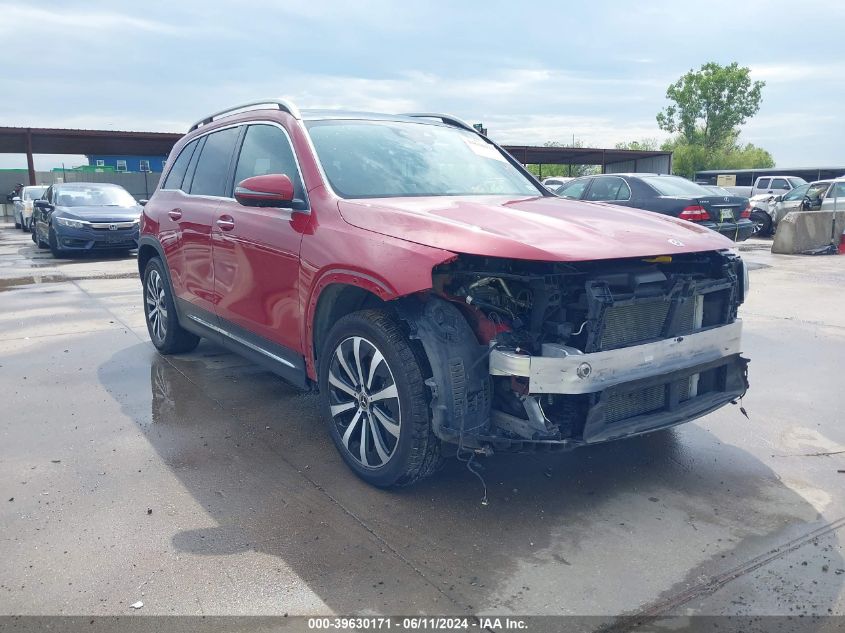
left=525, top=139, right=600, bottom=179
left=657, top=62, right=765, bottom=152
left=614, top=138, right=659, bottom=151
left=656, top=62, right=773, bottom=178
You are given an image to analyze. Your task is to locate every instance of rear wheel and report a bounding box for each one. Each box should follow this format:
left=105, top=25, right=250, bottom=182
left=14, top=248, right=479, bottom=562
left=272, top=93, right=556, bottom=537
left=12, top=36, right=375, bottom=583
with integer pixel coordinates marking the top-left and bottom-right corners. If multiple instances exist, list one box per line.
left=143, top=257, right=200, bottom=354
left=751, top=209, right=773, bottom=237
left=319, top=310, right=441, bottom=488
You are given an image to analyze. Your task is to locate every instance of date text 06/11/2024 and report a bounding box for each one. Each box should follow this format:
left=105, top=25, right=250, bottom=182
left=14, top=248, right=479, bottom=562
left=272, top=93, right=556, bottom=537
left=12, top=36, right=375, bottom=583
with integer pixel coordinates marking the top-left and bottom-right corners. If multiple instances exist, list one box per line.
left=306, top=617, right=528, bottom=630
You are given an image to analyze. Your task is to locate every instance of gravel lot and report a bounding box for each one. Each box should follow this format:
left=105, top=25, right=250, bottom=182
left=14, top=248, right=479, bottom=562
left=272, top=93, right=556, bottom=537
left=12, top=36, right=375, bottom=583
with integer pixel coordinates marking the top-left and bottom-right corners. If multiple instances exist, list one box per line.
left=1, top=223, right=843, bottom=619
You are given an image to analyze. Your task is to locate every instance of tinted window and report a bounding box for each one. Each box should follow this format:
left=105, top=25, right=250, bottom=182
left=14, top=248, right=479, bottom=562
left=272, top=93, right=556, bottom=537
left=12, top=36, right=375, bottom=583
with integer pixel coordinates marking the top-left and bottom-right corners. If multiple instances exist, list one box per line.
left=770, top=178, right=789, bottom=190
left=756, top=178, right=771, bottom=189
left=306, top=120, right=539, bottom=198
left=557, top=178, right=590, bottom=199
left=190, top=127, right=240, bottom=197
left=783, top=183, right=810, bottom=201
left=234, top=124, right=305, bottom=202
left=585, top=176, right=629, bottom=201
left=640, top=175, right=712, bottom=197
left=163, top=140, right=198, bottom=191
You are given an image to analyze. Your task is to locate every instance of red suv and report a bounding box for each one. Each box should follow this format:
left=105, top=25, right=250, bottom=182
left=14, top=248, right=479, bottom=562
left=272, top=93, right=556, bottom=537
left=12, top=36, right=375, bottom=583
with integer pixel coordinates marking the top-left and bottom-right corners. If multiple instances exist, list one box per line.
left=139, top=100, right=749, bottom=487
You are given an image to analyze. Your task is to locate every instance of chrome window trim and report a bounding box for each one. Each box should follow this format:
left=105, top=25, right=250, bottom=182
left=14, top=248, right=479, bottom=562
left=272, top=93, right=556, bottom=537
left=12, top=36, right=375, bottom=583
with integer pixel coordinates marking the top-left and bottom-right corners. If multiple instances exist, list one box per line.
left=187, top=315, right=296, bottom=369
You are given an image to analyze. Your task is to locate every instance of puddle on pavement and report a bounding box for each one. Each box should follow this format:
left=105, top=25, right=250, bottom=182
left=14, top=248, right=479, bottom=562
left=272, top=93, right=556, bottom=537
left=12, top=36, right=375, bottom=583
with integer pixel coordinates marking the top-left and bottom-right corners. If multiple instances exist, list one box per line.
left=0, top=271, right=137, bottom=292
left=0, top=274, right=67, bottom=291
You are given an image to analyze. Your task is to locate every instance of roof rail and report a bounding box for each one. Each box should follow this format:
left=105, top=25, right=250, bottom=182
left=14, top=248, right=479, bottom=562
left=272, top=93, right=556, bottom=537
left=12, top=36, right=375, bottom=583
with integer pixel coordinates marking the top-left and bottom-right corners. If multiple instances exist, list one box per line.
left=401, top=112, right=477, bottom=133
left=189, top=99, right=302, bottom=132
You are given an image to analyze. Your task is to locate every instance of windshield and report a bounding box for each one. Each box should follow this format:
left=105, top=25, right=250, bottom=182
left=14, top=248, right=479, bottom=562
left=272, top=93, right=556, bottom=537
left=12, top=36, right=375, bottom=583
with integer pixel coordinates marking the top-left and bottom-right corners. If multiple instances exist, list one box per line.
left=23, top=186, right=47, bottom=200
left=783, top=183, right=810, bottom=201
left=306, top=120, right=541, bottom=198
left=55, top=185, right=137, bottom=207
left=641, top=175, right=713, bottom=197
left=788, top=177, right=807, bottom=188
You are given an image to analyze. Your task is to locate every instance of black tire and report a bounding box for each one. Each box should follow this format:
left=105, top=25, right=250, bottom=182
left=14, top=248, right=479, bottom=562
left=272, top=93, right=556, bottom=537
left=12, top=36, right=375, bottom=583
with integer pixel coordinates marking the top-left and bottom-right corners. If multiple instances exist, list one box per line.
left=142, top=257, right=200, bottom=354
left=319, top=309, right=441, bottom=488
left=750, top=209, right=772, bottom=237
left=14, top=219, right=21, bottom=229
left=20, top=220, right=29, bottom=232
left=34, top=225, right=48, bottom=248
left=48, top=227, right=65, bottom=258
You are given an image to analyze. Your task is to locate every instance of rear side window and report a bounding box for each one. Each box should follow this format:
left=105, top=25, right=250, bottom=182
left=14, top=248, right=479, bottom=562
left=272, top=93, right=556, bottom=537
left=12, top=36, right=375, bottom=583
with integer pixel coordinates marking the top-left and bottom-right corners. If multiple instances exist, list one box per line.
left=233, top=124, right=305, bottom=202
left=190, top=127, right=240, bottom=197
left=756, top=178, right=771, bottom=189
left=162, top=140, right=198, bottom=191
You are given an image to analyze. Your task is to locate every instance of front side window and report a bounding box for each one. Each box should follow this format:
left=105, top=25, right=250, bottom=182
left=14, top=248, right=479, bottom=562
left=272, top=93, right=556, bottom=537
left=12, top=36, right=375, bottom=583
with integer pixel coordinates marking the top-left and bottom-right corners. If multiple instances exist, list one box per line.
left=190, top=127, right=240, bottom=197
left=770, top=177, right=789, bottom=190
left=233, top=124, right=305, bottom=203
left=585, top=176, right=629, bottom=201
left=829, top=182, right=845, bottom=199
left=557, top=178, right=590, bottom=199
left=306, top=120, right=540, bottom=198
left=806, top=182, right=830, bottom=200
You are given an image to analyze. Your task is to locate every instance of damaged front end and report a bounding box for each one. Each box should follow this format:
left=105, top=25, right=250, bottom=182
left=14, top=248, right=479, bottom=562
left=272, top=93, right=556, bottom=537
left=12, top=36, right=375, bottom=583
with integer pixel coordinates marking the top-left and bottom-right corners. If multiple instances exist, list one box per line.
left=398, top=250, right=750, bottom=453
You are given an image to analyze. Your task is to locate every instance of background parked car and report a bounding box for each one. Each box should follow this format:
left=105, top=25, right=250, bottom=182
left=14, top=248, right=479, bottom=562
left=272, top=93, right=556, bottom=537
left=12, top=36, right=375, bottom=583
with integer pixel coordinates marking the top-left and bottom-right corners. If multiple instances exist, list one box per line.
left=32, top=183, right=141, bottom=257
left=12, top=185, right=47, bottom=231
left=725, top=175, right=807, bottom=198
left=556, top=173, right=754, bottom=242
left=749, top=179, right=843, bottom=236
left=541, top=177, right=572, bottom=192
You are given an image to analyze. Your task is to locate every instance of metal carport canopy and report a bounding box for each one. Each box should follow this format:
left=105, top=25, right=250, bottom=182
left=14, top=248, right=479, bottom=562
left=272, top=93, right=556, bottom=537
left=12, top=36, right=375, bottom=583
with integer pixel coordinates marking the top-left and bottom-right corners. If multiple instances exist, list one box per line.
left=501, top=144, right=672, bottom=169
left=0, top=126, right=183, bottom=185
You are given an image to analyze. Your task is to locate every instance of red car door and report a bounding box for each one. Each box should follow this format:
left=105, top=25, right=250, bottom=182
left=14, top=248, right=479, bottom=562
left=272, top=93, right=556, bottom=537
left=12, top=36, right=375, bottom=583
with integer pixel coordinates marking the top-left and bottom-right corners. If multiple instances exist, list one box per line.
left=211, top=122, right=309, bottom=355
left=154, top=128, right=240, bottom=316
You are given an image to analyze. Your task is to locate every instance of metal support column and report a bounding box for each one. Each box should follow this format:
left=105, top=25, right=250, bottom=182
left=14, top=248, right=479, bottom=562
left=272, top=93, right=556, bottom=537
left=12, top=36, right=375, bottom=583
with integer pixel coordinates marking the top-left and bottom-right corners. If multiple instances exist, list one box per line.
left=25, top=129, right=36, bottom=185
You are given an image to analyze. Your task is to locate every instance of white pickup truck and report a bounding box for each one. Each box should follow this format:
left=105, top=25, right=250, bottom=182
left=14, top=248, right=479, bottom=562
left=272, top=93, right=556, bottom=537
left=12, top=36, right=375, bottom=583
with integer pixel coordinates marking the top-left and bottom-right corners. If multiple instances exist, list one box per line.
left=725, top=175, right=807, bottom=199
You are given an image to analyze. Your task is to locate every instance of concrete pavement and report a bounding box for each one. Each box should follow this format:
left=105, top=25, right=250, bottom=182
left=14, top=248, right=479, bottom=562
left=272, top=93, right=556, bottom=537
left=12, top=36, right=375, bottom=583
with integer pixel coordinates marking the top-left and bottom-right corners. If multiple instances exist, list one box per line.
left=1, top=224, right=843, bottom=619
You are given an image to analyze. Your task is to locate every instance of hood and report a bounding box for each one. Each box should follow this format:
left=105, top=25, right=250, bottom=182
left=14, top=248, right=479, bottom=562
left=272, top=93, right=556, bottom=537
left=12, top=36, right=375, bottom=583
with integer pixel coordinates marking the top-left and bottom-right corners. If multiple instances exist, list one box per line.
left=337, top=195, right=735, bottom=262
left=56, top=205, right=142, bottom=222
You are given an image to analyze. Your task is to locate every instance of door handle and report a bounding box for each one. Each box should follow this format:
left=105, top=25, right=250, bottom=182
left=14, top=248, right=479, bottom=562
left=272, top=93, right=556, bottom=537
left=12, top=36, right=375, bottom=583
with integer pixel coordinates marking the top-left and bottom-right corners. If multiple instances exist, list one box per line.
left=168, top=208, right=182, bottom=220
left=216, top=215, right=235, bottom=231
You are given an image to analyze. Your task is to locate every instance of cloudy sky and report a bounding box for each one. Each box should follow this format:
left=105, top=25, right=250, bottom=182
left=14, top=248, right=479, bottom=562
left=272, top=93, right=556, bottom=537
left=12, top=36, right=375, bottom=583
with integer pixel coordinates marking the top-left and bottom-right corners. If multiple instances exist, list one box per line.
left=1, top=0, right=842, bottom=169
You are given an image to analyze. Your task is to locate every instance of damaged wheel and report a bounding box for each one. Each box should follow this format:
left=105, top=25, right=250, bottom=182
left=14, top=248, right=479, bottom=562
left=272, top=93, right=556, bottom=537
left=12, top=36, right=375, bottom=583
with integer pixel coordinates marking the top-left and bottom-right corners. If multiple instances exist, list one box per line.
left=319, top=310, right=441, bottom=487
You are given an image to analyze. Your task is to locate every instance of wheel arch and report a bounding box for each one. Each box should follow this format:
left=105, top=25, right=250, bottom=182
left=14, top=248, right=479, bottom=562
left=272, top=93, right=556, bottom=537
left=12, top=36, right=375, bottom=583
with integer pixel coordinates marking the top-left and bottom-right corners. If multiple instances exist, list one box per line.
left=310, top=282, right=389, bottom=380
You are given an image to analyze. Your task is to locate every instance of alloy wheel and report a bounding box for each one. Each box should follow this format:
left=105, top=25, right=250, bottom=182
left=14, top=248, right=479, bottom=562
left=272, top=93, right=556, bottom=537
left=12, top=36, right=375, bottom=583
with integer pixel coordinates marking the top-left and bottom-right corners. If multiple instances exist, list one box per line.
left=145, top=269, right=168, bottom=342
left=327, top=336, right=401, bottom=468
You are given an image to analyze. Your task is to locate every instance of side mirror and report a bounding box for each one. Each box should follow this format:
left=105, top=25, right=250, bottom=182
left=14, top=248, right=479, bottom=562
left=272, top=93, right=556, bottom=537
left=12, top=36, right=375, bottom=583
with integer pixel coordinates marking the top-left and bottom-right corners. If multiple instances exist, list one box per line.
left=234, top=174, right=297, bottom=208
left=34, top=199, right=52, bottom=211
left=139, top=199, right=149, bottom=206
left=774, top=195, right=783, bottom=203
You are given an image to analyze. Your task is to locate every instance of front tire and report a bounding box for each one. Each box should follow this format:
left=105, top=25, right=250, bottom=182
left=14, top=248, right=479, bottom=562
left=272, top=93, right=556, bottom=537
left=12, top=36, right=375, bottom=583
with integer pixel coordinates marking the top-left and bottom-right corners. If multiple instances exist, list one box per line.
left=48, top=227, right=65, bottom=258
left=33, top=225, right=48, bottom=248
left=750, top=209, right=773, bottom=237
left=319, top=310, right=441, bottom=488
left=143, top=257, right=200, bottom=354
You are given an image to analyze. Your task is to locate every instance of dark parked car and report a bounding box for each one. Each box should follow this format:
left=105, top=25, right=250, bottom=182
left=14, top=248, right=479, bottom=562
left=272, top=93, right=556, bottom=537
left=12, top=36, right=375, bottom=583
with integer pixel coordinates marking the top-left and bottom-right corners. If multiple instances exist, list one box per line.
left=32, top=183, right=142, bottom=257
left=556, top=174, right=754, bottom=242
left=138, top=100, right=749, bottom=488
